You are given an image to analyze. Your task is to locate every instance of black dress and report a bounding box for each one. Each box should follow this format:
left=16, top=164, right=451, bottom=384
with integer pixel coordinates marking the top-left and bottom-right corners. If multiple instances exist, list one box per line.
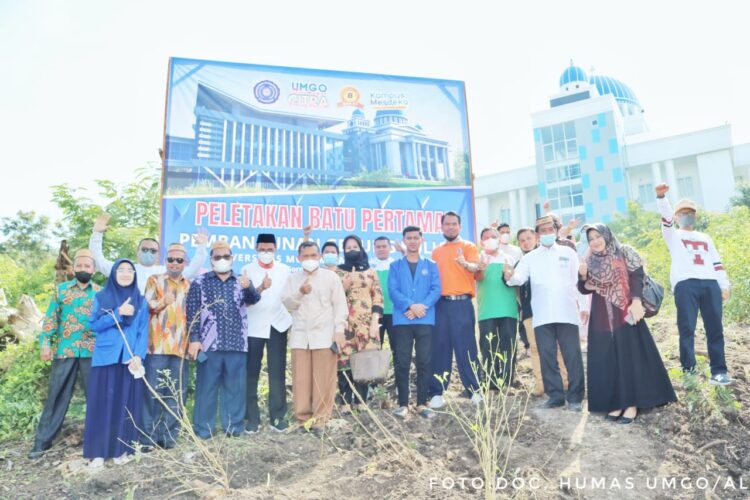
left=578, top=267, right=677, bottom=413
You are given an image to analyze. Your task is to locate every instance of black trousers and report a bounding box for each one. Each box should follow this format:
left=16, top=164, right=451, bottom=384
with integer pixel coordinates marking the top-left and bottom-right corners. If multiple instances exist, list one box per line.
left=479, top=317, right=518, bottom=389
left=246, top=328, right=288, bottom=427
left=518, top=320, right=530, bottom=349
left=337, top=370, right=369, bottom=406
left=33, top=357, right=91, bottom=450
left=379, top=314, right=394, bottom=352
left=534, top=323, right=585, bottom=404
left=392, top=324, right=432, bottom=407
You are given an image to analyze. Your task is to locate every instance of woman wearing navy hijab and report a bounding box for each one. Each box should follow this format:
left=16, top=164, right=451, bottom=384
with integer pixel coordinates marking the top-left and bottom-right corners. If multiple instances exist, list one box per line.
left=84, top=259, right=149, bottom=468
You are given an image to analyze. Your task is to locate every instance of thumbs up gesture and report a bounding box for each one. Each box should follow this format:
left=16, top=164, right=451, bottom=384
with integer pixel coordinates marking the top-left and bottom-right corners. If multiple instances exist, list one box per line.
left=261, top=272, right=272, bottom=291
left=239, top=268, right=251, bottom=289
left=478, top=253, right=490, bottom=271
left=342, top=267, right=355, bottom=290
left=119, top=297, right=134, bottom=316
left=502, top=261, right=514, bottom=280
left=164, top=291, right=176, bottom=306
left=579, top=262, right=588, bottom=279
left=300, top=277, right=312, bottom=295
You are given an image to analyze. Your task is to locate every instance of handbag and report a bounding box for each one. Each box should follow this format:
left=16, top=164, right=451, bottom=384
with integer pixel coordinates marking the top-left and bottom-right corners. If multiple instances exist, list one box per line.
left=350, top=345, right=390, bottom=383
left=641, top=275, right=665, bottom=318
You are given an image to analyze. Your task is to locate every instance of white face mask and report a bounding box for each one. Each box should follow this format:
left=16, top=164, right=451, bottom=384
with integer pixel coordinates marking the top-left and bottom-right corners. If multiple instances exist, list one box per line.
left=213, top=259, right=233, bottom=274
left=301, top=259, right=320, bottom=272
left=258, top=251, right=274, bottom=265
left=482, top=238, right=500, bottom=252
left=499, top=233, right=510, bottom=244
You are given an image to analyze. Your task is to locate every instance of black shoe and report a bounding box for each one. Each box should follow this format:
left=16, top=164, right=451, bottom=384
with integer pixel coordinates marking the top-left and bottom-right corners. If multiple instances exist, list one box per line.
left=270, top=420, right=289, bottom=433
left=542, top=399, right=565, bottom=409
left=28, top=445, right=47, bottom=460
left=619, top=415, right=637, bottom=425
left=605, top=410, right=623, bottom=422
left=244, top=423, right=260, bottom=435
left=140, top=444, right=155, bottom=453
left=162, top=440, right=176, bottom=450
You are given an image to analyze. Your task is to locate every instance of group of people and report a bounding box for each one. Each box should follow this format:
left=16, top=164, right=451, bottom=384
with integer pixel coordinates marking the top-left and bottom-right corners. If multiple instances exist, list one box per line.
left=29, top=183, right=734, bottom=467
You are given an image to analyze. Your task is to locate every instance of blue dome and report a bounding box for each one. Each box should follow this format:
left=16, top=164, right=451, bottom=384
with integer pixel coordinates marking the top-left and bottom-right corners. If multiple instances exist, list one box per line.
left=560, top=64, right=587, bottom=86
left=351, top=109, right=364, bottom=117
left=589, top=75, right=640, bottom=106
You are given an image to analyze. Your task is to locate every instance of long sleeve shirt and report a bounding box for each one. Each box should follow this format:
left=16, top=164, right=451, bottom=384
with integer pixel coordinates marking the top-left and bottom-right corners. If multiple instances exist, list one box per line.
left=282, top=268, right=348, bottom=350
left=144, top=273, right=190, bottom=357
left=241, top=261, right=293, bottom=339
left=506, top=243, right=587, bottom=328
left=89, top=232, right=207, bottom=293
left=657, top=197, right=730, bottom=291
left=185, top=272, right=261, bottom=352
left=39, top=280, right=100, bottom=359
left=387, top=257, right=442, bottom=326
left=88, top=297, right=149, bottom=367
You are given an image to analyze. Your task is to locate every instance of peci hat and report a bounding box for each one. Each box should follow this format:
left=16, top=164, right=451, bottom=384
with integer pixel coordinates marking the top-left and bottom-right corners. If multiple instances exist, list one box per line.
left=210, top=240, right=232, bottom=254
left=674, top=199, right=698, bottom=215
left=256, top=233, right=277, bottom=245
left=167, top=243, right=187, bottom=254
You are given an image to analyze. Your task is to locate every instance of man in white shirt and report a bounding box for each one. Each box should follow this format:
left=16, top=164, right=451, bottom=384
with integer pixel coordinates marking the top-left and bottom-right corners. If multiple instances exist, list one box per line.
left=495, top=222, right=523, bottom=262
left=282, top=241, right=348, bottom=435
left=505, top=216, right=588, bottom=411
left=241, top=234, right=293, bottom=433
left=89, top=214, right=207, bottom=293
left=655, top=184, right=733, bottom=385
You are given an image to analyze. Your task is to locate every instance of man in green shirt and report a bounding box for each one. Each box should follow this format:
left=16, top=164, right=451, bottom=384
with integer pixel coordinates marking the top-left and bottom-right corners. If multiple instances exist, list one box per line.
left=372, top=236, right=395, bottom=354
left=476, top=227, right=519, bottom=389
left=29, top=249, right=100, bottom=459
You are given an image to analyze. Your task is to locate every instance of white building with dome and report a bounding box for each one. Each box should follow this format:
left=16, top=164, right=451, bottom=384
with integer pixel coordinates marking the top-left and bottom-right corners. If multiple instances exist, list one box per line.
left=474, top=62, right=750, bottom=232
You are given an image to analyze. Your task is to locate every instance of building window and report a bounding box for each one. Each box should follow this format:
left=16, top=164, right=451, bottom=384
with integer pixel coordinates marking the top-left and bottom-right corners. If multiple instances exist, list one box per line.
left=678, top=176, right=695, bottom=197
left=547, top=183, right=584, bottom=210
left=500, top=209, right=511, bottom=224
left=545, top=163, right=581, bottom=182
left=638, top=183, right=653, bottom=202
left=541, top=121, right=577, bottom=163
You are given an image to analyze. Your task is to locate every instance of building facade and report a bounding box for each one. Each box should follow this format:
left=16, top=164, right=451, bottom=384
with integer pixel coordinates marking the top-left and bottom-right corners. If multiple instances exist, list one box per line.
left=475, top=63, right=750, bottom=233
left=165, top=84, right=450, bottom=191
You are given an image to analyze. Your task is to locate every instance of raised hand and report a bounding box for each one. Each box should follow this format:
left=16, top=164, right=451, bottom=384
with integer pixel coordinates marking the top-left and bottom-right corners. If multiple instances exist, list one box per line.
left=193, top=227, right=209, bottom=246
left=303, top=225, right=312, bottom=241
left=261, top=272, right=272, bottom=290
left=93, top=213, right=111, bottom=233
left=455, top=247, right=467, bottom=266
left=478, top=253, right=490, bottom=271
left=119, top=297, right=134, bottom=316
left=579, top=262, right=588, bottom=279
left=342, top=267, right=355, bottom=290
left=239, top=269, right=251, bottom=289
left=299, top=277, right=312, bottom=295
left=655, top=183, right=669, bottom=197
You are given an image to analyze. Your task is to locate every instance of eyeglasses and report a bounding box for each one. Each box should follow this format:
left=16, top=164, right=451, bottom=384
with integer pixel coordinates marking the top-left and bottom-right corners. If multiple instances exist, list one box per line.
left=116, top=268, right=136, bottom=274
left=167, top=257, right=185, bottom=264
left=212, top=254, right=232, bottom=261
left=140, top=248, right=159, bottom=254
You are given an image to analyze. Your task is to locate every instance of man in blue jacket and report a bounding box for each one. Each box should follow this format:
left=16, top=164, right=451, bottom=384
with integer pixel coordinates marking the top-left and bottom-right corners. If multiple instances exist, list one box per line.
left=388, top=226, right=442, bottom=420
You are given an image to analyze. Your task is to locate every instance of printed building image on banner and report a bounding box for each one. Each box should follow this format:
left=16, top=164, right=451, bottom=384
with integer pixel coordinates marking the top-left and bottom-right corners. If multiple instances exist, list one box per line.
left=162, top=57, right=475, bottom=267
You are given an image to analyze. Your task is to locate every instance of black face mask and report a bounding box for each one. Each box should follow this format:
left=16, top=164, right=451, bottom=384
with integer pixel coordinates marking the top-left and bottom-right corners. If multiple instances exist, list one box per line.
left=75, top=271, right=93, bottom=284
left=344, top=251, right=360, bottom=262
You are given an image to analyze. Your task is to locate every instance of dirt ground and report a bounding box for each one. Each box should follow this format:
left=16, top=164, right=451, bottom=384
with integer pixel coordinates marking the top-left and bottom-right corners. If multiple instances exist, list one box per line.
left=0, top=317, right=748, bottom=499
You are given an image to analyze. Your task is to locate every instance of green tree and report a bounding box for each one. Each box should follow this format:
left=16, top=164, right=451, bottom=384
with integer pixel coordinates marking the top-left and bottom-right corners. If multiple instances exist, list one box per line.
left=0, top=211, right=54, bottom=266
left=730, top=182, right=750, bottom=209
left=51, top=167, right=160, bottom=262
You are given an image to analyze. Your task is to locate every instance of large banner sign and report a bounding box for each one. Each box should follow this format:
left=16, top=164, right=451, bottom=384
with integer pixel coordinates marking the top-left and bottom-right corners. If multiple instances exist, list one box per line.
left=161, top=57, right=475, bottom=268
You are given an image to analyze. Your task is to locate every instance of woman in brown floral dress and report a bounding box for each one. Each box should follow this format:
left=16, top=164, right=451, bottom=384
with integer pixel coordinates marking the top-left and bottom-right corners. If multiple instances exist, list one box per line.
left=336, top=235, right=384, bottom=413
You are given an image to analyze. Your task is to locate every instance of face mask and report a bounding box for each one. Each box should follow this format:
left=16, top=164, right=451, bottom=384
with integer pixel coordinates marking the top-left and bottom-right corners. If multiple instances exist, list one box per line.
left=322, top=253, right=338, bottom=266
left=344, top=251, right=360, bottom=262
left=301, top=259, right=320, bottom=272
left=75, top=271, right=93, bottom=284
left=213, top=258, right=233, bottom=274
left=258, top=251, right=274, bottom=265
left=678, top=214, right=696, bottom=227
left=499, top=233, right=510, bottom=245
left=540, top=234, right=557, bottom=247
left=167, top=269, right=182, bottom=279
left=482, top=238, right=499, bottom=252
left=139, top=250, right=157, bottom=266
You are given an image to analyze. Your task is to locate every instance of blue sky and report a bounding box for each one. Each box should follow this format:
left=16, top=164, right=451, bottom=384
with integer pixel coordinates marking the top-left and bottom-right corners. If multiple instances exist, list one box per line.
left=1, top=0, right=748, bottom=221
